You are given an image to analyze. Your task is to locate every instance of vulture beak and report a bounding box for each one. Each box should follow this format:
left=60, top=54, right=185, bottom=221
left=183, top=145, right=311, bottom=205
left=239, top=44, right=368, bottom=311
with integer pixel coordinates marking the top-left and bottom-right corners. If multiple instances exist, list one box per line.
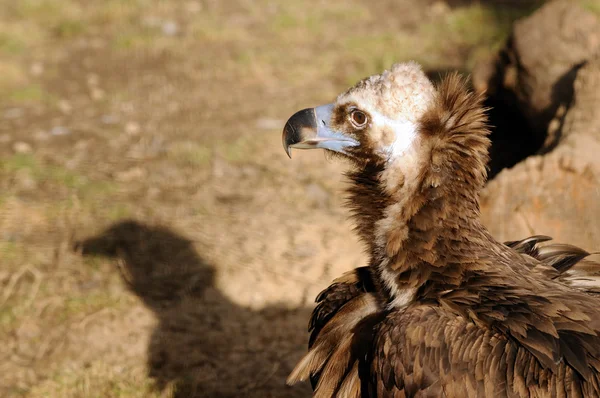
left=282, top=104, right=359, bottom=158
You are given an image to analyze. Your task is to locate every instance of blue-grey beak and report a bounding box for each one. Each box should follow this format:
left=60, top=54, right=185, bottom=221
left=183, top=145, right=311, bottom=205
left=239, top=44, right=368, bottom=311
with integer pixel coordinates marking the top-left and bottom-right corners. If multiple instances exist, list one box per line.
left=282, top=104, right=359, bottom=158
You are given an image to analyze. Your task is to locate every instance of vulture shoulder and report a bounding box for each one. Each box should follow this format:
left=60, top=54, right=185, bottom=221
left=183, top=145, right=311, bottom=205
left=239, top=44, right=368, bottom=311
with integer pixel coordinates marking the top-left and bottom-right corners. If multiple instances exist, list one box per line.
left=293, top=236, right=600, bottom=397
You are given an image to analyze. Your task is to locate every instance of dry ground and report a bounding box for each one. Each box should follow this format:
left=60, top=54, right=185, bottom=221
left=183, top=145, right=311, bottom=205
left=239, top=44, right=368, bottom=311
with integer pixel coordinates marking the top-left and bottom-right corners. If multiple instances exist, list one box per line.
left=0, top=0, right=580, bottom=397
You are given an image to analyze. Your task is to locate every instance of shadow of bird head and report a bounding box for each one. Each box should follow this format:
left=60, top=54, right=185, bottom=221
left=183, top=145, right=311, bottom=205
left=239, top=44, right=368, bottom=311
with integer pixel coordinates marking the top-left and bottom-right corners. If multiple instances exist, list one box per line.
left=75, top=220, right=214, bottom=309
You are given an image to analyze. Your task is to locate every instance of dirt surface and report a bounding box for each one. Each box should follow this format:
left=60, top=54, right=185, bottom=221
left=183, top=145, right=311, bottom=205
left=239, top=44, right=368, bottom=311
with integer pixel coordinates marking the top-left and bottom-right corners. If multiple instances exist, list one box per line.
left=0, top=1, right=582, bottom=397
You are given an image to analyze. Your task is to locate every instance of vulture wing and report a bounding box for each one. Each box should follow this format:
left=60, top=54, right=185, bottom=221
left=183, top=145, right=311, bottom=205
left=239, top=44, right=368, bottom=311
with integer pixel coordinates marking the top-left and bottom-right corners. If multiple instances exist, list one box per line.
left=299, top=236, right=600, bottom=396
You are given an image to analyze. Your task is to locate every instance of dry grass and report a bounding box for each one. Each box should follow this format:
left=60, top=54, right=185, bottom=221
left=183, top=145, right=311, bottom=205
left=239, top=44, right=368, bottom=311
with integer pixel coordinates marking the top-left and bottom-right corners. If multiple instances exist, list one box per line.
left=0, top=0, right=541, bottom=396
left=582, top=0, right=600, bottom=16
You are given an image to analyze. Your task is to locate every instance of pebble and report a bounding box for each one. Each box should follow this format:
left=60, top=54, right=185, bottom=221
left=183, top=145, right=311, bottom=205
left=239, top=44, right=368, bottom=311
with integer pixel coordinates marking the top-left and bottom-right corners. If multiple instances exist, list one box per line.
left=58, top=99, right=72, bottom=114
left=255, top=118, right=283, bottom=130
left=50, top=126, right=70, bottom=136
left=186, top=1, right=202, bottom=13
left=90, top=87, right=105, bottom=101
left=13, top=141, right=32, bottom=154
left=162, top=21, right=179, bottom=36
left=33, top=130, right=50, bottom=141
left=125, top=121, right=141, bottom=135
left=30, top=62, right=44, bottom=76
left=101, top=114, right=120, bottom=125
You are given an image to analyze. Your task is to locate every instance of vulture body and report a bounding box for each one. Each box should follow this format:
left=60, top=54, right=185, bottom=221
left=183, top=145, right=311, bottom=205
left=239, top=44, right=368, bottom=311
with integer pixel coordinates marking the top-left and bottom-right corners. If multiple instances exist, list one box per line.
left=282, top=62, right=600, bottom=397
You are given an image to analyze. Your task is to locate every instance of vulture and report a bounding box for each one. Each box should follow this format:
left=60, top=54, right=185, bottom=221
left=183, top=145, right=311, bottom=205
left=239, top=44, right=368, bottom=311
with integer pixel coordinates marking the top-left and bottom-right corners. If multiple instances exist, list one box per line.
left=282, top=62, right=600, bottom=397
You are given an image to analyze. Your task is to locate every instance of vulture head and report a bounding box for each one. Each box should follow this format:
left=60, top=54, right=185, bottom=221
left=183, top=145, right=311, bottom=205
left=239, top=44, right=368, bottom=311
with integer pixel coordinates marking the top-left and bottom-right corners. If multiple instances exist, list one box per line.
left=283, top=62, right=489, bottom=209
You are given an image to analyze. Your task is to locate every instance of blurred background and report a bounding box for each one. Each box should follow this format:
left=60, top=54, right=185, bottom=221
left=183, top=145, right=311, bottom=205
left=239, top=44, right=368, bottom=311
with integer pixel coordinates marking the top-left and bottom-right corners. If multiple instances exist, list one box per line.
left=1, top=0, right=599, bottom=397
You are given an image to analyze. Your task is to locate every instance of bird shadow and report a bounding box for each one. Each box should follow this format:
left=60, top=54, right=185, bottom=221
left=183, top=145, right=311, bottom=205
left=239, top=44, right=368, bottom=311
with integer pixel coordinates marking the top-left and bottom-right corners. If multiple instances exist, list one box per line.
left=76, top=220, right=311, bottom=398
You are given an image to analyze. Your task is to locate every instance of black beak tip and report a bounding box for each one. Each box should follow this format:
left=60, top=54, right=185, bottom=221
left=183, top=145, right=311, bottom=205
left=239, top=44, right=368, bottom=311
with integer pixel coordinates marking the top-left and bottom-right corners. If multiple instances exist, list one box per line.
left=282, top=108, right=317, bottom=159
left=282, top=121, right=296, bottom=159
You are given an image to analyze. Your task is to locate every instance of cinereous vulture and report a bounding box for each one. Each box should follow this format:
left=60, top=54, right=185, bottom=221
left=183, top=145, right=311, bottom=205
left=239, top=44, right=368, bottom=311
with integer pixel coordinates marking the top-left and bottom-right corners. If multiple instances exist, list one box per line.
left=282, top=62, right=600, bottom=398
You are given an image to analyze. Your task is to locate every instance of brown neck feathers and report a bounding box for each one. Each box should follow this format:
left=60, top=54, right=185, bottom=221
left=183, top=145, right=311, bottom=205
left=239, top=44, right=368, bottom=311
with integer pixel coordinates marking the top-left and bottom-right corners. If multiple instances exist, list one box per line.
left=346, top=73, right=492, bottom=301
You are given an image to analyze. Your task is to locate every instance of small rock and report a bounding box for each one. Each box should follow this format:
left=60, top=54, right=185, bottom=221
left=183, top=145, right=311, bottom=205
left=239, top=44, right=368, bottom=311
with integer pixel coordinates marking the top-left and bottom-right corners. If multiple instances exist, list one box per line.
left=30, top=62, right=44, bottom=76
left=13, top=141, right=32, bottom=154
left=255, top=118, right=283, bottom=130
left=162, top=21, right=179, bottom=36
left=101, top=114, right=120, bottom=125
left=90, top=87, right=105, bottom=101
left=186, top=1, right=202, bottom=13
left=33, top=130, right=50, bottom=141
left=125, top=121, right=141, bottom=135
left=50, top=126, right=70, bottom=136
left=58, top=100, right=72, bottom=114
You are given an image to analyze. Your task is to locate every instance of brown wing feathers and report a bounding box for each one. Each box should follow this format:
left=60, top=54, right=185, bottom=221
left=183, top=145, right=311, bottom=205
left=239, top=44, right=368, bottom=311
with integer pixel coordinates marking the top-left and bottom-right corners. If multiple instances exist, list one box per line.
left=505, top=235, right=553, bottom=256
left=297, top=236, right=600, bottom=396
left=287, top=292, right=381, bottom=397
left=505, top=235, right=593, bottom=274
left=309, top=267, right=377, bottom=347
left=506, top=236, right=600, bottom=296
left=289, top=266, right=381, bottom=396
left=373, top=305, right=600, bottom=398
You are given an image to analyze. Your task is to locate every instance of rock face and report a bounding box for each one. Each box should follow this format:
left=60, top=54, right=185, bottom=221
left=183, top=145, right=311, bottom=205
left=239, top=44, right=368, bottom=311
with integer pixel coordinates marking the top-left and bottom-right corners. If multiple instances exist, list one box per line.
left=475, top=0, right=600, bottom=178
left=477, top=1, right=600, bottom=250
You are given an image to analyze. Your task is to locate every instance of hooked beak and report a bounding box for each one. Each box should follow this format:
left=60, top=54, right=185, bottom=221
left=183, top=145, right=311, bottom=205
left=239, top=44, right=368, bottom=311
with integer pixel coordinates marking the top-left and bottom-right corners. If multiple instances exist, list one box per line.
left=282, top=104, right=359, bottom=158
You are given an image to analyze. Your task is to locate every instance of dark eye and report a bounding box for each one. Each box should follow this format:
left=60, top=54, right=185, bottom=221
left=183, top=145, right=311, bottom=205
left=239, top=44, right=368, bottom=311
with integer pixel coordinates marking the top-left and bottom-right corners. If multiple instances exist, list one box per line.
left=350, top=110, right=368, bottom=128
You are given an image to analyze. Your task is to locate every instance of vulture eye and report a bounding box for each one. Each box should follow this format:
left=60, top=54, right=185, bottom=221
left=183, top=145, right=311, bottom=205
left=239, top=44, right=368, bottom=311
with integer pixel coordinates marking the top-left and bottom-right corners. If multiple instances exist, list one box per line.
left=349, top=110, right=368, bottom=128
